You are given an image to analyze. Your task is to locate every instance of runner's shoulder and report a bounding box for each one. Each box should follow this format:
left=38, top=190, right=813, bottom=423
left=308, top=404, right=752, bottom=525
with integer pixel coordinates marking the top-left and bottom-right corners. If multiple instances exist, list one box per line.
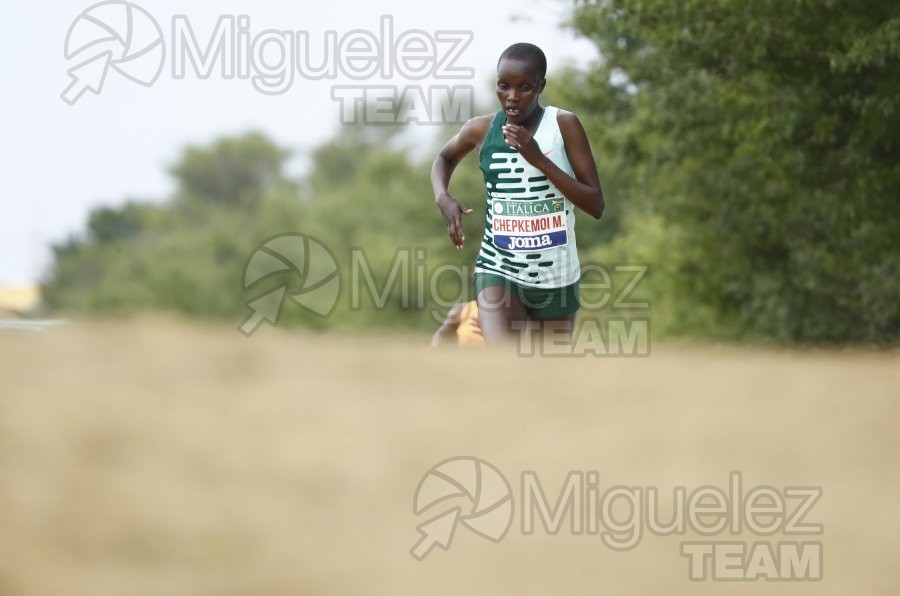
left=458, top=114, right=494, bottom=145
left=553, top=108, right=590, bottom=141
left=554, top=108, right=582, bottom=125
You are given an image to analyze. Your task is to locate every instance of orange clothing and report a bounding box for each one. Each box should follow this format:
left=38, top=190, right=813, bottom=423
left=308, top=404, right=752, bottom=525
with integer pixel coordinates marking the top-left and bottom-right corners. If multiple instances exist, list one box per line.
left=457, top=301, right=484, bottom=346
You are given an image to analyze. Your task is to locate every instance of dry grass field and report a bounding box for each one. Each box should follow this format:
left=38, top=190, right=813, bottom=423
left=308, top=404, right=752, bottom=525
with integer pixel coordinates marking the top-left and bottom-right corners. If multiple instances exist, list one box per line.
left=1, top=318, right=898, bottom=595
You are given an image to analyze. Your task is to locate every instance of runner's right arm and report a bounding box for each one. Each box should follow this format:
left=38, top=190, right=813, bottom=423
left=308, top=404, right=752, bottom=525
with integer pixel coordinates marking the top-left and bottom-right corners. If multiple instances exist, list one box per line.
left=431, top=115, right=492, bottom=249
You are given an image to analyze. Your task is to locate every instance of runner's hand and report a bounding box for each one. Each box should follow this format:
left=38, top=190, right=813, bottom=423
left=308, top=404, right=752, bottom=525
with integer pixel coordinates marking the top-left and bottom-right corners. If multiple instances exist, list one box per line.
left=435, top=193, right=473, bottom=250
left=502, top=123, right=542, bottom=164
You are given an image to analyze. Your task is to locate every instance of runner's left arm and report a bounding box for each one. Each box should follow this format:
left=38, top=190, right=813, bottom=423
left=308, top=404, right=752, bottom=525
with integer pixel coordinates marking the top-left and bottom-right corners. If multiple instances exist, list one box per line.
left=502, top=110, right=604, bottom=219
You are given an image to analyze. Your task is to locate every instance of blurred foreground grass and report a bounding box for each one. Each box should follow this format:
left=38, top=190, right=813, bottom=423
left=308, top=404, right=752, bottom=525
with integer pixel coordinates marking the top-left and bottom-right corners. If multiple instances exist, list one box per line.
left=1, top=318, right=898, bottom=595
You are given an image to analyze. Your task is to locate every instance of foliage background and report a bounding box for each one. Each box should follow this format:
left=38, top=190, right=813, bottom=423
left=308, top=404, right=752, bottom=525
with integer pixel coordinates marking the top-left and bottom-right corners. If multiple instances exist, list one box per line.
left=42, top=0, right=900, bottom=344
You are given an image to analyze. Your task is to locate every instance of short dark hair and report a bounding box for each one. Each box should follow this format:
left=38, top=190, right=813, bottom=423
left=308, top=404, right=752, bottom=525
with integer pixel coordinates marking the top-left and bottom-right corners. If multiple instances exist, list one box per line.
left=498, top=43, right=547, bottom=79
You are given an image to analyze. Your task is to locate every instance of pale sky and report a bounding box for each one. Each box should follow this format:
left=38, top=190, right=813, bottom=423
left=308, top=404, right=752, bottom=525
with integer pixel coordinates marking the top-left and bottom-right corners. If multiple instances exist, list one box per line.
left=0, top=0, right=597, bottom=284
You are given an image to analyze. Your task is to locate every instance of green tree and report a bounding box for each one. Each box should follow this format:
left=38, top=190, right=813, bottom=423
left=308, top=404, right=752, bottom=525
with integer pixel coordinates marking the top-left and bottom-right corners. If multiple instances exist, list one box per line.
left=42, top=126, right=480, bottom=333
left=569, top=0, right=900, bottom=342
left=170, top=131, right=294, bottom=210
left=43, top=133, right=300, bottom=316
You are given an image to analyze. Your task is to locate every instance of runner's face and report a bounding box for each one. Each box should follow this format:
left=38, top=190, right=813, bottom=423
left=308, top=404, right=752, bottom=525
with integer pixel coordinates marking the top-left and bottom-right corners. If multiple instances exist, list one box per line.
left=496, top=58, right=545, bottom=125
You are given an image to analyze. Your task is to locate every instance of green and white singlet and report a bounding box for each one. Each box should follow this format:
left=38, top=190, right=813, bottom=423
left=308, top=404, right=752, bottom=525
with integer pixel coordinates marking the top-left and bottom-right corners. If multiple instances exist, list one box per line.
left=475, top=105, right=580, bottom=288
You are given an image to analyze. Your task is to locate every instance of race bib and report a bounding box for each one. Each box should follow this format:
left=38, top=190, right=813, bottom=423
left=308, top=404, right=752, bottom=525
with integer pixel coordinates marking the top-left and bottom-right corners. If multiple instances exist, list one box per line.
left=491, top=197, right=568, bottom=252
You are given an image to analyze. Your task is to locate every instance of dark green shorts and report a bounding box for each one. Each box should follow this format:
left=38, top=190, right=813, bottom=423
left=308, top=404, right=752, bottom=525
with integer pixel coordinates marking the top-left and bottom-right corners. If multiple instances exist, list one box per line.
left=474, top=272, right=580, bottom=320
